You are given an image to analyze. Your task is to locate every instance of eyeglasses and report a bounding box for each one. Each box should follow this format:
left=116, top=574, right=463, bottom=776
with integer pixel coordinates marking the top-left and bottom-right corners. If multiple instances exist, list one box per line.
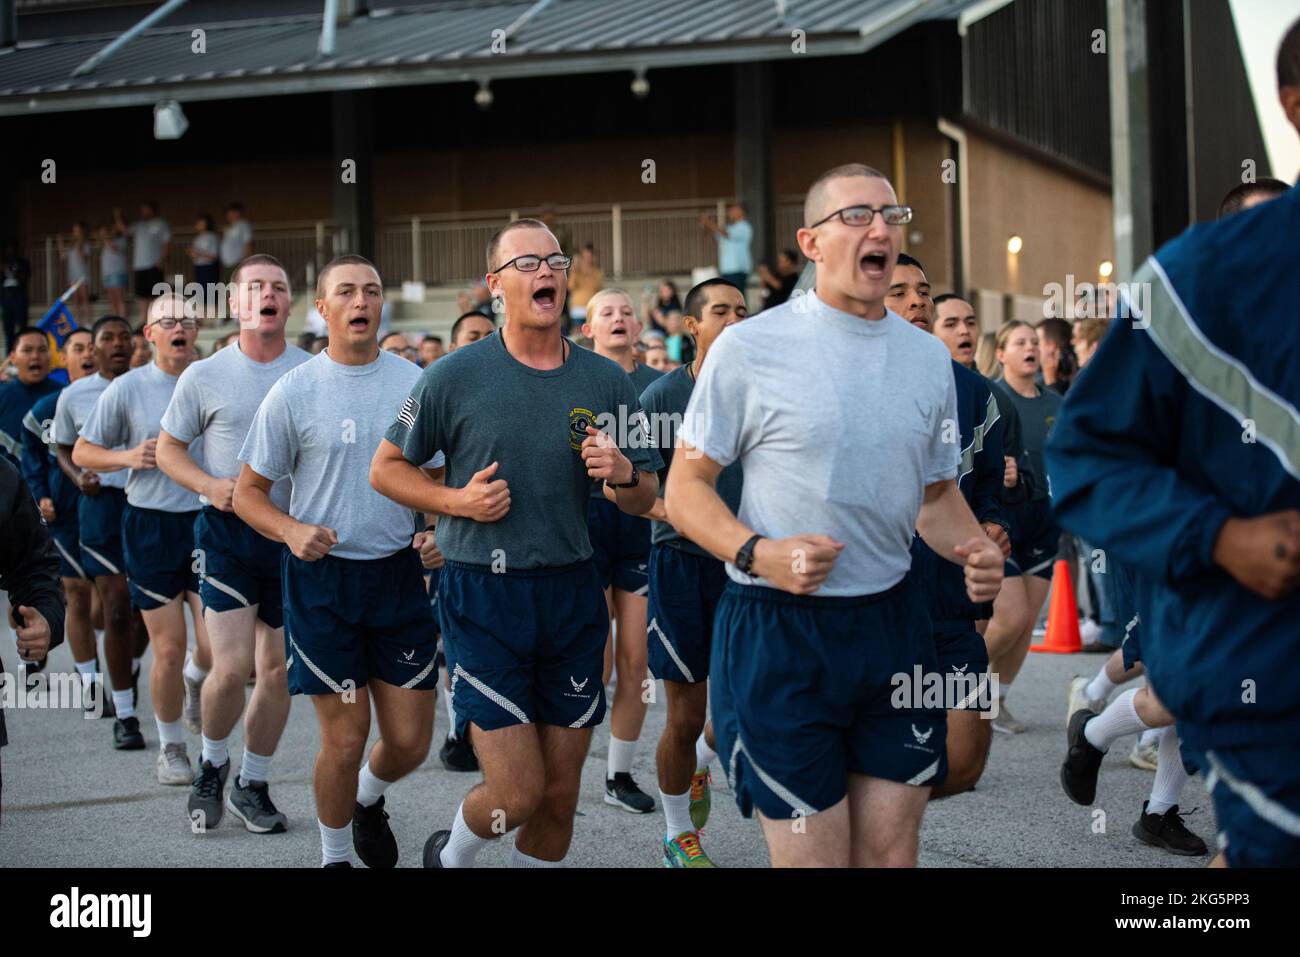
left=148, top=317, right=199, bottom=330
left=491, top=253, right=572, bottom=274
left=809, top=204, right=914, bottom=228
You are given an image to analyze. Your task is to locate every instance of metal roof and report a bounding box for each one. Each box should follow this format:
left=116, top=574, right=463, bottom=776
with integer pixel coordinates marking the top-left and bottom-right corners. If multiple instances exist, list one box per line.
left=0, top=0, right=976, bottom=115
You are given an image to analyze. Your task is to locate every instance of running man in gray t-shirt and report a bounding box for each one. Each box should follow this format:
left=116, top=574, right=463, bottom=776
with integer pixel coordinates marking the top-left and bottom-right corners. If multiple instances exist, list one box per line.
left=668, top=164, right=1004, bottom=869
left=371, top=219, right=662, bottom=869
left=156, top=255, right=309, bottom=839
left=235, top=256, right=443, bottom=869
left=74, top=295, right=212, bottom=785
left=640, top=277, right=747, bottom=867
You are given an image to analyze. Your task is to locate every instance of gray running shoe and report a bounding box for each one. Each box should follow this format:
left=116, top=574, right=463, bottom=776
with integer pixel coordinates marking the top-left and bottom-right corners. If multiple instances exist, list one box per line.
left=157, top=743, right=193, bottom=786
left=188, top=759, right=230, bottom=832
left=227, top=776, right=288, bottom=834
left=182, top=672, right=204, bottom=734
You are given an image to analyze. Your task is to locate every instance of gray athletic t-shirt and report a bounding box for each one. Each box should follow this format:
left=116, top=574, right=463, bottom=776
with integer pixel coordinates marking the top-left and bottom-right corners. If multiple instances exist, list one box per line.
left=680, top=292, right=960, bottom=597
left=240, top=350, right=444, bottom=561
left=641, top=364, right=743, bottom=557
left=52, top=373, right=127, bottom=490
left=386, top=332, right=663, bottom=569
left=990, top=379, right=1061, bottom=503
left=161, top=341, right=310, bottom=511
left=80, top=361, right=203, bottom=512
left=589, top=359, right=662, bottom=499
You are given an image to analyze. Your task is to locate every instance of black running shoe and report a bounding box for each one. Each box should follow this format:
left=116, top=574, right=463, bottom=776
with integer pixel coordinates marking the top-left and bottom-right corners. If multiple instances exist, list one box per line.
left=1060, top=708, right=1104, bottom=805
left=605, top=772, right=656, bottom=813
left=1132, top=802, right=1208, bottom=856
left=439, top=732, right=479, bottom=772
left=323, top=861, right=352, bottom=868
left=112, top=715, right=145, bottom=750
left=353, top=796, right=399, bottom=868
left=423, top=829, right=451, bottom=868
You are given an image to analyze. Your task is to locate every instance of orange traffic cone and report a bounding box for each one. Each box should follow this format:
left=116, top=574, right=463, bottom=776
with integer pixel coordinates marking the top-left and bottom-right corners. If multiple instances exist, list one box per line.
left=1030, top=559, right=1082, bottom=654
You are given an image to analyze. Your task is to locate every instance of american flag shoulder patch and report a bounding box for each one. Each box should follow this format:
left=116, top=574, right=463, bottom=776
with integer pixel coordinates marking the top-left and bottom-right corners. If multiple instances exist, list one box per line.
left=397, top=395, right=420, bottom=430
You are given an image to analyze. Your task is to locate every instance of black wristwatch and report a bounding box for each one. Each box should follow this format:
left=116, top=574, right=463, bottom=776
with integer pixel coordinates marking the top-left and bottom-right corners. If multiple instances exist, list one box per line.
left=606, top=468, right=640, bottom=490
left=735, top=534, right=763, bottom=575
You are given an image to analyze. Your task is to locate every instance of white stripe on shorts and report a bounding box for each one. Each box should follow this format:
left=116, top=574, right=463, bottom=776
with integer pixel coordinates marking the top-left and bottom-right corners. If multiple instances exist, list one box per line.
left=732, top=736, right=816, bottom=818
left=52, top=536, right=86, bottom=579
left=452, top=664, right=531, bottom=724
left=288, top=635, right=346, bottom=694
left=135, top=583, right=176, bottom=606
left=80, top=543, right=120, bottom=576
left=649, top=617, right=695, bottom=683
left=1206, top=750, right=1300, bottom=838
left=569, top=692, right=601, bottom=728
left=906, top=756, right=943, bottom=787
left=202, top=574, right=250, bottom=607
left=400, top=657, right=437, bottom=690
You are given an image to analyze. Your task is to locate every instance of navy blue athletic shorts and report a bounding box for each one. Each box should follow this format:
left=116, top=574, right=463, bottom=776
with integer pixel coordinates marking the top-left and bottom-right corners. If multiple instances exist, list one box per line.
left=121, top=504, right=200, bottom=609
left=282, top=546, right=438, bottom=696
left=587, top=497, right=650, bottom=595
left=77, top=487, right=126, bottom=579
left=194, top=506, right=284, bottom=628
left=710, top=576, right=947, bottom=821
left=932, top=618, right=993, bottom=713
left=646, top=544, right=728, bottom=685
left=438, top=559, right=607, bottom=731
left=1005, top=498, right=1060, bottom=580
left=1181, top=740, right=1300, bottom=867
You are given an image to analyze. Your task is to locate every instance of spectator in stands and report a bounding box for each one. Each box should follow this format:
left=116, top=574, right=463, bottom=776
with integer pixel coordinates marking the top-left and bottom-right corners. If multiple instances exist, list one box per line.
left=97, top=223, right=129, bottom=318
left=189, top=213, right=220, bottom=308
left=700, top=201, right=753, bottom=291
left=126, top=202, right=171, bottom=328
left=756, top=248, right=800, bottom=311
left=538, top=204, right=572, bottom=257
left=567, top=244, right=604, bottom=325
left=220, top=203, right=253, bottom=281
left=56, top=222, right=92, bottom=324
left=1, top=242, right=31, bottom=354
left=660, top=308, right=694, bottom=367
left=1036, top=317, right=1075, bottom=394
left=1072, top=318, right=1110, bottom=371
left=418, top=335, right=443, bottom=366
left=647, top=279, right=682, bottom=333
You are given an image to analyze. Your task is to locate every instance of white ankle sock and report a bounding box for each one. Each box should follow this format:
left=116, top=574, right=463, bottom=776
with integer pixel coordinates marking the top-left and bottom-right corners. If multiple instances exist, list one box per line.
left=74, top=659, right=97, bottom=691
left=1147, top=727, right=1186, bottom=815
left=695, top=734, right=716, bottom=769
left=202, top=734, right=229, bottom=768
left=155, top=717, right=185, bottom=746
left=356, top=761, right=391, bottom=808
left=319, top=819, right=351, bottom=866
left=660, top=788, right=693, bottom=840
left=1085, top=667, right=1116, bottom=703
left=1084, top=688, right=1148, bottom=752
left=239, top=749, right=271, bottom=787
left=608, top=735, right=636, bottom=777
left=440, top=802, right=491, bottom=868
left=111, top=689, right=135, bottom=720
left=183, top=653, right=208, bottom=684
left=510, top=846, right=562, bottom=868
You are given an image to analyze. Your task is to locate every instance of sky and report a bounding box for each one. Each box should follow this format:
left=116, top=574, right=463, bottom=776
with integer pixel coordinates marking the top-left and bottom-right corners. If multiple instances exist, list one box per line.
left=1231, top=0, right=1300, bottom=182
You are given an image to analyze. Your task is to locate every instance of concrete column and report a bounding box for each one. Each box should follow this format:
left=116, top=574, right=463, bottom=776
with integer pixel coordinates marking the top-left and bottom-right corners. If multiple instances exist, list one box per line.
left=1107, top=0, right=1154, bottom=280
left=733, top=62, right=774, bottom=271
left=332, top=90, right=374, bottom=259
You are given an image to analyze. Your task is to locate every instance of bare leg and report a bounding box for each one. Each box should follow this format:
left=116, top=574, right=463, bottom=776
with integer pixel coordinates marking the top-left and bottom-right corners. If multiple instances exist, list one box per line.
left=514, top=723, right=596, bottom=861
left=461, top=722, right=545, bottom=838
left=140, top=595, right=188, bottom=723
left=930, top=709, right=992, bottom=798
left=310, top=687, right=371, bottom=828
left=656, top=680, right=708, bottom=795
left=244, top=619, right=289, bottom=756
left=759, top=797, right=850, bottom=867
left=367, top=679, right=435, bottom=784
left=188, top=592, right=212, bottom=671
left=848, top=774, right=931, bottom=867
left=63, top=578, right=96, bottom=664
left=609, top=587, right=649, bottom=744
left=94, top=574, right=134, bottom=692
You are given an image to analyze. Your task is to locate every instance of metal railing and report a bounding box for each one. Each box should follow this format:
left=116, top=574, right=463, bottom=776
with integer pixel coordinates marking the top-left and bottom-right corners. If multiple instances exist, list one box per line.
left=26, top=198, right=805, bottom=309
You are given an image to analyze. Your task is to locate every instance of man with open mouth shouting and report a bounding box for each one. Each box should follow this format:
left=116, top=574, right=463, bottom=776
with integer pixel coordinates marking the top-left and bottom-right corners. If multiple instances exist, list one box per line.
left=74, top=294, right=214, bottom=787
left=157, top=255, right=310, bottom=839
left=666, top=163, right=1003, bottom=867
left=371, top=217, right=662, bottom=868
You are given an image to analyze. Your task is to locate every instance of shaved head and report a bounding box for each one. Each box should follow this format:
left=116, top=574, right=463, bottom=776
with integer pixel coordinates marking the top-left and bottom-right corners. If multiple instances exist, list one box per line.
left=804, top=163, right=889, bottom=227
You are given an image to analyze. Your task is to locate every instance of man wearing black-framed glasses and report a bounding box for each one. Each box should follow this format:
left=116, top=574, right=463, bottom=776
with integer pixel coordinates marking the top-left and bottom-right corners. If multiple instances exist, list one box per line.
left=371, top=217, right=663, bottom=868
left=74, top=293, right=213, bottom=787
left=667, top=163, right=1003, bottom=868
